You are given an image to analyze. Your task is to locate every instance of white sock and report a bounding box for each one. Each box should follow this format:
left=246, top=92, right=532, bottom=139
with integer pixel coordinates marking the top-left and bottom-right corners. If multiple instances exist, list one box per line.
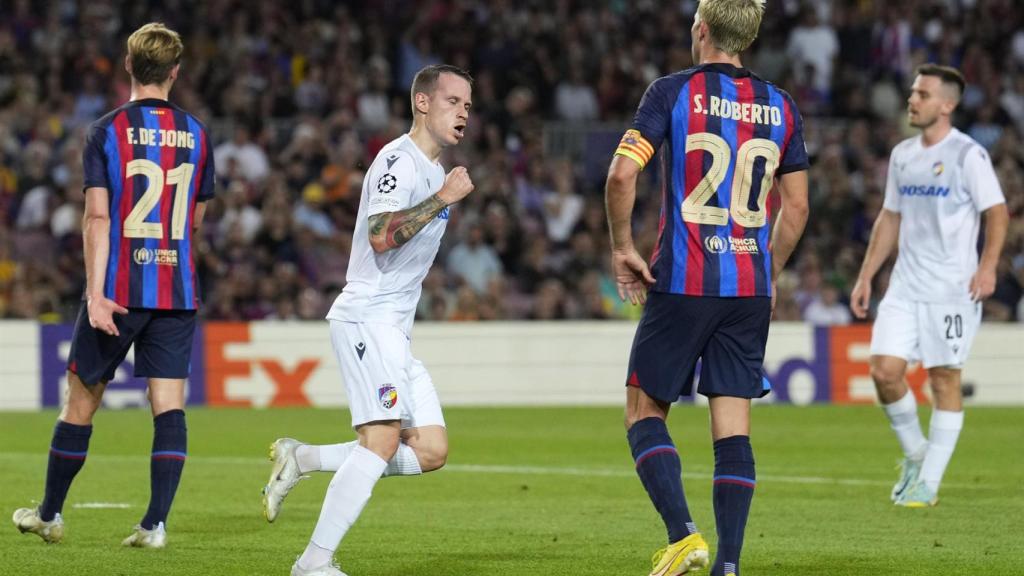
left=296, top=542, right=333, bottom=571
left=312, top=442, right=357, bottom=473
left=295, top=444, right=325, bottom=474
left=919, top=410, right=964, bottom=493
left=315, top=441, right=422, bottom=476
left=882, top=390, right=928, bottom=460
left=298, top=445, right=387, bottom=570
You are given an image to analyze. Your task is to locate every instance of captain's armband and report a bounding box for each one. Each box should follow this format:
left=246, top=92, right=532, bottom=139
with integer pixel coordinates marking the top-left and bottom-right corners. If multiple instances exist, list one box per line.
left=614, top=129, right=655, bottom=169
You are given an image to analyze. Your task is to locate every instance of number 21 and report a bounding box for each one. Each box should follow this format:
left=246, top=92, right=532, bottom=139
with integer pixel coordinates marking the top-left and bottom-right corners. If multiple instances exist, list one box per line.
left=681, top=133, right=780, bottom=228
left=123, top=159, right=195, bottom=240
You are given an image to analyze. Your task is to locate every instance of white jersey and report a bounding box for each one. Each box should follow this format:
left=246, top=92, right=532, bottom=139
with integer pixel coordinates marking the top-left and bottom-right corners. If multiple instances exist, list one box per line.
left=882, top=128, right=1005, bottom=303
left=327, top=135, right=448, bottom=333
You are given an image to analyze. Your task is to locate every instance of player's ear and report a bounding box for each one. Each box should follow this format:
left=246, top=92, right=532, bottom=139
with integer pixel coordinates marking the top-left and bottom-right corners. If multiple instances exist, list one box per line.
left=168, top=63, right=180, bottom=83
left=124, top=54, right=132, bottom=75
left=414, top=91, right=430, bottom=115
left=698, top=20, right=710, bottom=44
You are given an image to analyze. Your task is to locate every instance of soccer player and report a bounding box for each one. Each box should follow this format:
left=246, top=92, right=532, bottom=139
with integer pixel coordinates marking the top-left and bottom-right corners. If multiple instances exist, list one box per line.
left=261, top=64, right=474, bottom=576
left=605, top=1, right=809, bottom=574
left=850, top=64, right=1008, bottom=507
left=11, top=23, right=214, bottom=548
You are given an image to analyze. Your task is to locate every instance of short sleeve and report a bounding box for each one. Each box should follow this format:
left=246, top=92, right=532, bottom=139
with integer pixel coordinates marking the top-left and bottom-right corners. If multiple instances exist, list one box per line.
left=882, top=151, right=901, bottom=213
left=197, top=130, right=216, bottom=201
left=962, top=145, right=1005, bottom=212
left=82, top=123, right=110, bottom=191
left=367, top=150, right=416, bottom=216
left=614, top=76, right=674, bottom=170
left=777, top=94, right=810, bottom=175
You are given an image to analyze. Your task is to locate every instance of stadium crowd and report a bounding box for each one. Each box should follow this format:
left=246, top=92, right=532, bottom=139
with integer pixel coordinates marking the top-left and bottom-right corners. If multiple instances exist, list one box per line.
left=1, top=0, right=1023, bottom=323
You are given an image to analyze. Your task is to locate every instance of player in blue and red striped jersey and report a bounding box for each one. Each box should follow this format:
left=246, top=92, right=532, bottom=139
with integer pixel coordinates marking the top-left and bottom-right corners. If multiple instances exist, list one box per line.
left=606, top=1, right=809, bottom=574
left=13, top=23, right=214, bottom=550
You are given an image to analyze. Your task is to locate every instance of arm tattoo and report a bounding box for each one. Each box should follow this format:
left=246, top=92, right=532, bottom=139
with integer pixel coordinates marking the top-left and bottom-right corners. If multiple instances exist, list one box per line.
left=368, top=193, right=448, bottom=251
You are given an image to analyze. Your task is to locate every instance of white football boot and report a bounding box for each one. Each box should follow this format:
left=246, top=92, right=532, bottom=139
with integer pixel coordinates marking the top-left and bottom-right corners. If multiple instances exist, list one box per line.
left=122, top=521, right=167, bottom=548
left=263, top=438, right=308, bottom=522
left=13, top=507, right=64, bottom=544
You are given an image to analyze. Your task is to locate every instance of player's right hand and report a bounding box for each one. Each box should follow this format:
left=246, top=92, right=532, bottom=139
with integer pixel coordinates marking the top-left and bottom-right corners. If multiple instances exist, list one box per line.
left=437, top=166, right=474, bottom=204
left=612, top=248, right=656, bottom=305
left=87, top=296, right=129, bottom=337
left=850, top=277, right=871, bottom=319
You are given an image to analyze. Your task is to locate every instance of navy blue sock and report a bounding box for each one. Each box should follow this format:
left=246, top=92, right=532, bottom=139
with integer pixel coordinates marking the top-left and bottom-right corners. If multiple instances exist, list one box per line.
left=711, top=435, right=756, bottom=576
left=141, top=410, right=187, bottom=530
left=627, top=417, right=696, bottom=543
left=39, top=420, right=92, bottom=521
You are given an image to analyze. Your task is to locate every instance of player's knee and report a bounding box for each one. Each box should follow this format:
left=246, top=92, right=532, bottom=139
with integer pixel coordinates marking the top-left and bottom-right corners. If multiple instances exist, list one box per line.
left=419, top=444, right=448, bottom=472
left=60, top=389, right=101, bottom=425
left=362, top=433, right=401, bottom=461
left=869, top=363, right=903, bottom=389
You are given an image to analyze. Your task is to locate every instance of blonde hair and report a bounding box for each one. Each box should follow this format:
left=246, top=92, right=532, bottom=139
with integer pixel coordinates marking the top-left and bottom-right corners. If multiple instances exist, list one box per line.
left=697, top=0, right=765, bottom=55
left=126, top=23, right=183, bottom=86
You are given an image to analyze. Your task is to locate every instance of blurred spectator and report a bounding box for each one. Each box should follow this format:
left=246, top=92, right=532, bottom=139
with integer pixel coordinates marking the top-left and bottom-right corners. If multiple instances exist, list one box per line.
left=804, top=283, right=852, bottom=326
left=786, top=8, right=838, bottom=104
left=447, top=222, right=503, bottom=294
left=214, top=125, right=269, bottom=184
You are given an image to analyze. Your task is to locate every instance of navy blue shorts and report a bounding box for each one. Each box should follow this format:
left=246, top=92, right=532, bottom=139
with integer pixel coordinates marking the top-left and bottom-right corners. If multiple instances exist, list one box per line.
left=626, top=292, right=772, bottom=402
left=67, top=304, right=197, bottom=386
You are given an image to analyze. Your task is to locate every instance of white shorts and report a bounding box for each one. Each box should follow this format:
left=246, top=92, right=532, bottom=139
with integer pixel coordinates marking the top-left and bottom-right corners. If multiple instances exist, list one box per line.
left=329, top=320, right=445, bottom=430
left=870, top=295, right=982, bottom=369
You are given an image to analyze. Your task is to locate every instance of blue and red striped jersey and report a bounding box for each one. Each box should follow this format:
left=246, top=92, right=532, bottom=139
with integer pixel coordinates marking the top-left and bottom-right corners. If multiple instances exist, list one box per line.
left=83, top=98, right=215, bottom=310
left=615, top=63, right=808, bottom=298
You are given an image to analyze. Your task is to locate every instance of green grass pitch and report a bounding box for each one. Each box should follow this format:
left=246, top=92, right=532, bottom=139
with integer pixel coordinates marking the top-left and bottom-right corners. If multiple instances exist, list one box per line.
left=2, top=405, right=1022, bottom=575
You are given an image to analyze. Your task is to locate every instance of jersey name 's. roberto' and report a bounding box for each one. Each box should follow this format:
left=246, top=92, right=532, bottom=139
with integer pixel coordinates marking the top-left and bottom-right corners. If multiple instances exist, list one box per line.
left=692, top=94, right=783, bottom=126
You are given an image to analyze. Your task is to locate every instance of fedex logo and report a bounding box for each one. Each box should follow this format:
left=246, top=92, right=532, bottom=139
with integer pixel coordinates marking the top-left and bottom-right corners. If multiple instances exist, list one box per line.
left=205, top=324, right=335, bottom=408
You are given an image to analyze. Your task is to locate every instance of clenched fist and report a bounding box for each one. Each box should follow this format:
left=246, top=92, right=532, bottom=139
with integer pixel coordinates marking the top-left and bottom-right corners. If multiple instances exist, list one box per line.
left=437, top=166, right=474, bottom=204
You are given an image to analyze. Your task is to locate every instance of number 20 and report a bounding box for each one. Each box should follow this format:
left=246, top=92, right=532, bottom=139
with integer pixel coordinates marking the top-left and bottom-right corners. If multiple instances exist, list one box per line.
left=682, top=133, right=780, bottom=228
left=123, top=159, right=195, bottom=240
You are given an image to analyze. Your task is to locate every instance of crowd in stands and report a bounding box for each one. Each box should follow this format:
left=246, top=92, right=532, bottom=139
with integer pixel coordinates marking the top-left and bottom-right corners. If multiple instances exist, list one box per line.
left=1, top=0, right=1022, bottom=324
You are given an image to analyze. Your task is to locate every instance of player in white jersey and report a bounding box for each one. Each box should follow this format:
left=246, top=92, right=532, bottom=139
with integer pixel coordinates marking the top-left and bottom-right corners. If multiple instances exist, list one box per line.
left=261, top=64, right=475, bottom=576
left=850, top=64, right=1008, bottom=508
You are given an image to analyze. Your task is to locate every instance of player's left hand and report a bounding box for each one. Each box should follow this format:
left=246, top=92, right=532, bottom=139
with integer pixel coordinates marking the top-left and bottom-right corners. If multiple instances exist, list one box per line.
left=611, top=247, right=655, bottom=305
left=969, top=266, right=997, bottom=301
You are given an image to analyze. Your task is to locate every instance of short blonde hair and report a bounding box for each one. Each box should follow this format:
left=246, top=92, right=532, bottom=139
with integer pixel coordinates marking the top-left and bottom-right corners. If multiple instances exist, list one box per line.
left=126, top=23, right=183, bottom=86
left=697, top=0, right=765, bottom=55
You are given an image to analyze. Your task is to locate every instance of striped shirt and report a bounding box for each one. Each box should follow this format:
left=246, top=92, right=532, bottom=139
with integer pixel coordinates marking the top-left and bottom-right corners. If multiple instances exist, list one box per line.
left=83, top=98, right=215, bottom=310
left=615, top=63, right=808, bottom=297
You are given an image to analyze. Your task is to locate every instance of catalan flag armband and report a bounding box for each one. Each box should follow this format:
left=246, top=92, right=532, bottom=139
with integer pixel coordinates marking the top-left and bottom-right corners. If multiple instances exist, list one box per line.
left=614, top=129, right=655, bottom=169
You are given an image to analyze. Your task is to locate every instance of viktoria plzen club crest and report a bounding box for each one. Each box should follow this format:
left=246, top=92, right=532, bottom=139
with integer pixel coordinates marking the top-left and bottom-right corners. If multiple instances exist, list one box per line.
left=378, top=385, right=397, bottom=409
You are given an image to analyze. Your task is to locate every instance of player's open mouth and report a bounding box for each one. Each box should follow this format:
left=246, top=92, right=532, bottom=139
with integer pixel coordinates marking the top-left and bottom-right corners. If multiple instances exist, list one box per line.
left=454, top=124, right=465, bottom=138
